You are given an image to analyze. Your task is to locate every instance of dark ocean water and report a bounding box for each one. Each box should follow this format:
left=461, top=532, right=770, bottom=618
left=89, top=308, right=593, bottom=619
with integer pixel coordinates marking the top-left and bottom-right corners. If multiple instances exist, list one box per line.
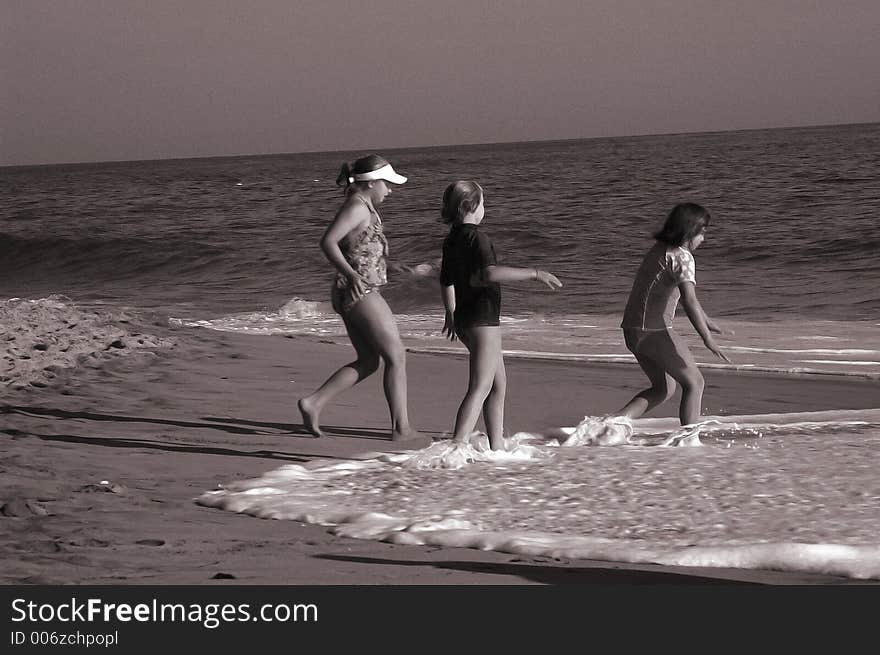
left=2, top=123, right=879, bottom=376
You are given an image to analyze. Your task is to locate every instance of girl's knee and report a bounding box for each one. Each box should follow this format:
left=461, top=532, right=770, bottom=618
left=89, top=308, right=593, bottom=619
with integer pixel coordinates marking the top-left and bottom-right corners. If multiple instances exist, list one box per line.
left=680, top=371, right=704, bottom=392
left=645, top=379, right=674, bottom=401
left=489, top=378, right=507, bottom=398
left=380, top=341, right=406, bottom=366
left=467, top=371, right=496, bottom=400
left=469, top=383, right=494, bottom=403
left=359, top=355, right=380, bottom=375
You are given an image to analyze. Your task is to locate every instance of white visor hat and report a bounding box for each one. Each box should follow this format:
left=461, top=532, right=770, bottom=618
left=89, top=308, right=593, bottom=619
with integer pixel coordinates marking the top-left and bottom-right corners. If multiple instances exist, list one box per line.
left=349, top=163, right=407, bottom=185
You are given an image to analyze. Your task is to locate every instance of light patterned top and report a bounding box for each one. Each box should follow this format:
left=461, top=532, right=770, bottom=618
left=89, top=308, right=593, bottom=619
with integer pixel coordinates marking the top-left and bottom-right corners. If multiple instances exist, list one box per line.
left=621, top=242, right=696, bottom=330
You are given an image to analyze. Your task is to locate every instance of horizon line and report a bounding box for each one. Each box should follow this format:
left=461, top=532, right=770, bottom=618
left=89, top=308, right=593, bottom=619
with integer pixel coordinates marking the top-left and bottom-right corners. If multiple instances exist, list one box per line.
left=3, top=119, right=878, bottom=170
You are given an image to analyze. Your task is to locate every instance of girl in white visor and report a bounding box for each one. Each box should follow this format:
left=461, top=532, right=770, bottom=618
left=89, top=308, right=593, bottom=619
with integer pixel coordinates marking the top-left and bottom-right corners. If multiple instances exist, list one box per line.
left=298, top=154, right=428, bottom=448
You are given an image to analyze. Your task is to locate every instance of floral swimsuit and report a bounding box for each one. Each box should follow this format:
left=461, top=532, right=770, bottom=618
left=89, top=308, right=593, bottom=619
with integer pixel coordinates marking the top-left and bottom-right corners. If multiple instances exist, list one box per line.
left=330, top=196, right=388, bottom=315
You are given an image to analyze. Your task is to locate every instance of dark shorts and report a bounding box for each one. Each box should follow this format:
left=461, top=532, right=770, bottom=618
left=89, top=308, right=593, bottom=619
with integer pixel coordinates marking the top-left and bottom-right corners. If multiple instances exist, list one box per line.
left=623, top=327, right=696, bottom=368
left=624, top=326, right=681, bottom=355
left=623, top=327, right=653, bottom=354
left=453, top=299, right=501, bottom=332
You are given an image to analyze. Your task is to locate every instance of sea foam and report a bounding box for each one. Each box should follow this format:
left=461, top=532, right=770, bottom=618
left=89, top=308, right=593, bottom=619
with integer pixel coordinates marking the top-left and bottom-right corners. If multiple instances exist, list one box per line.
left=198, top=409, right=880, bottom=580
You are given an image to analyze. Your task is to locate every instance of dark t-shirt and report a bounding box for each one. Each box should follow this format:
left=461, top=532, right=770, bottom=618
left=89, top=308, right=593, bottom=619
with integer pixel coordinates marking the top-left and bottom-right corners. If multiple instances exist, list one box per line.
left=440, top=223, right=501, bottom=329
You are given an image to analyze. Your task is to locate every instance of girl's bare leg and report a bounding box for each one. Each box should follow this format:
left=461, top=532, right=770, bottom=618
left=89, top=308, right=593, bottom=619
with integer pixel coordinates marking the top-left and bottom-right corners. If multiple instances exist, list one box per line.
left=298, top=312, right=380, bottom=437
left=452, top=326, right=502, bottom=444
left=344, top=292, right=425, bottom=441
left=617, top=351, right=677, bottom=420
left=482, top=348, right=507, bottom=450
left=634, top=330, right=704, bottom=426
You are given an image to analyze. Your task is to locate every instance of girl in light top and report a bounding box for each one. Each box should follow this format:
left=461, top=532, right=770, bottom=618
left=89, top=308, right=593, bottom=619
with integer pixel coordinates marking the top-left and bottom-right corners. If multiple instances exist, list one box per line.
left=616, top=202, right=731, bottom=427
left=440, top=181, right=562, bottom=451
left=298, top=154, right=427, bottom=447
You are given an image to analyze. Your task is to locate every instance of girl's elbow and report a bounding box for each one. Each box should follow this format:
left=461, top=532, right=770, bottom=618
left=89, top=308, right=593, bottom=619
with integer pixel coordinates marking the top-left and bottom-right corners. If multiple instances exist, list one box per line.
left=319, top=237, right=335, bottom=255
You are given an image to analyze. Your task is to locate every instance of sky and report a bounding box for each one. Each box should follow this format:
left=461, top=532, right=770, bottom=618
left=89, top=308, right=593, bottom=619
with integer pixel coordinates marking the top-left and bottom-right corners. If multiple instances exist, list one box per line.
left=2, top=0, right=879, bottom=166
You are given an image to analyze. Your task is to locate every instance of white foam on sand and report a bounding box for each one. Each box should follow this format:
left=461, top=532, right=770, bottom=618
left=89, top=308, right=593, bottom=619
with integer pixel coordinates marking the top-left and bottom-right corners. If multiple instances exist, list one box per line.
left=730, top=347, right=879, bottom=355
left=169, top=298, right=342, bottom=336
left=198, top=409, right=880, bottom=580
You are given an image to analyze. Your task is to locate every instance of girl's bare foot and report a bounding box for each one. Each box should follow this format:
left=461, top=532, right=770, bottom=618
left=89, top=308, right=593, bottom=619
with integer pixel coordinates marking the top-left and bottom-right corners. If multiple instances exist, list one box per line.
left=298, top=398, right=324, bottom=437
left=488, top=437, right=507, bottom=451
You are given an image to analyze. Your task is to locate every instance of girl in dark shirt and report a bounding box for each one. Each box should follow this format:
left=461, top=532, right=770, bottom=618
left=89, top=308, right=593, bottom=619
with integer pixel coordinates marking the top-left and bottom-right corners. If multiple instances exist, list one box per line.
left=440, top=181, right=562, bottom=451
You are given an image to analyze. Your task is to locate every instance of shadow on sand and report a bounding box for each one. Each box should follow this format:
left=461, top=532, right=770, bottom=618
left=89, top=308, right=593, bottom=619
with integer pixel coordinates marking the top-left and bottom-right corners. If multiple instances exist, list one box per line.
left=2, top=405, right=444, bottom=443
left=314, top=553, right=755, bottom=585
left=0, top=404, right=392, bottom=462
left=1, top=426, right=317, bottom=463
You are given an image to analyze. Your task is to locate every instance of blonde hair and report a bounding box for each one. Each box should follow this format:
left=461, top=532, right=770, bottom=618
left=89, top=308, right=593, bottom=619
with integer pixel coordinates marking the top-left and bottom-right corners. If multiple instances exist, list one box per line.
left=440, top=181, right=483, bottom=224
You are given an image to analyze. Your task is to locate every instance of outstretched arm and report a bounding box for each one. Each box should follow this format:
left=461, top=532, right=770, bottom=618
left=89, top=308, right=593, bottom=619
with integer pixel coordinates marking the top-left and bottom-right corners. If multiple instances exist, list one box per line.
left=679, top=282, right=730, bottom=362
left=480, top=265, right=562, bottom=289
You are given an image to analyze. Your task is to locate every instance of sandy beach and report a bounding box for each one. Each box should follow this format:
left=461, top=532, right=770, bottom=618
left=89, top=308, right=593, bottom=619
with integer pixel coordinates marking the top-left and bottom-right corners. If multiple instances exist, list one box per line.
left=2, top=318, right=878, bottom=586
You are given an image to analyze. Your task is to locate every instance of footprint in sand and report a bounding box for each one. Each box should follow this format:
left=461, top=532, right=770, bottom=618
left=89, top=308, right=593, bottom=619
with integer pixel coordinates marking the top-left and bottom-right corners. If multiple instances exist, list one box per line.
left=77, top=482, right=128, bottom=494
left=68, top=538, right=111, bottom=548
left=0, top=499, right=50, bottom=517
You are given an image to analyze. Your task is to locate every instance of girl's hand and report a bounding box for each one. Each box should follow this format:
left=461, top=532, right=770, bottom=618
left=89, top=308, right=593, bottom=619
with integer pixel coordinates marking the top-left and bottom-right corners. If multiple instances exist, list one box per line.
left=704, top=338, right=732, bottom=363
left=535, top=270, right=563, bottom=290
left=442, top=311, right=457, bottom=341
left=707, top=320, right=734, bottom=336
left=346, top=272, right=366, bottom=301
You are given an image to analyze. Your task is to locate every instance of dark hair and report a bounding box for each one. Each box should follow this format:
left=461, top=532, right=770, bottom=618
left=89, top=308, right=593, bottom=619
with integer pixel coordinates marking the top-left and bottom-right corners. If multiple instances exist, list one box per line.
left=336, top=154, right=390, bottom=190
left=654, top=203, right=711, bottom=247
left=440, top=180, right=483, bottom=224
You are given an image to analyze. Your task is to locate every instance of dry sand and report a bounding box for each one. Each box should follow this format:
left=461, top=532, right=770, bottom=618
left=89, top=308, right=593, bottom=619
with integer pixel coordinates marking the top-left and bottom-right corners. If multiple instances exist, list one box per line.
left=2, top=324, right=878, bottom=585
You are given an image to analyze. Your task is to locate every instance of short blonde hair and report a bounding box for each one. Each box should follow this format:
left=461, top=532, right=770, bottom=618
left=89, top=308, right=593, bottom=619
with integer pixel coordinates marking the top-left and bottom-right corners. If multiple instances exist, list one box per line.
left=440, top=181, right=483, bottom=224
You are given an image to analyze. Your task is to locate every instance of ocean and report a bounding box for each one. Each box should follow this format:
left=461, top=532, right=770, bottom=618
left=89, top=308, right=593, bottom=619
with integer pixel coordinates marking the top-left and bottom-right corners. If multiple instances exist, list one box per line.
left=3, top=122, right=880, bottom=580
left=2, top=123, right=879, bottom=377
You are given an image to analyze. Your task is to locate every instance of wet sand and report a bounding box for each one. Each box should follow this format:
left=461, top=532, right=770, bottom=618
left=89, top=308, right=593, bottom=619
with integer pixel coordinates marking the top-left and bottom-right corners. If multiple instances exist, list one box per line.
left=2, top=325, right=878, bottom=585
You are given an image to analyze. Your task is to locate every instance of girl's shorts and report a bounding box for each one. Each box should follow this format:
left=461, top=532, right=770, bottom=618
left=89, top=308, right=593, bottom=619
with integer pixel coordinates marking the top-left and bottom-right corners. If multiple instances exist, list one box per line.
left=331, top=283, right=378, bottom=315
left=623, top=327, right=654, bottom=354
left=623, top=327, right=695, bottom=366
